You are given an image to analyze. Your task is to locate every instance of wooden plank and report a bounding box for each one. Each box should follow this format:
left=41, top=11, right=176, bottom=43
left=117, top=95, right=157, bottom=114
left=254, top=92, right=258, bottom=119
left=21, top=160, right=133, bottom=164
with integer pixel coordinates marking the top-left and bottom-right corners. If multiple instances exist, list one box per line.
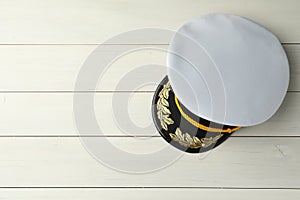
left=0, top=92, right=298, bottom=136
left=0, top=44, right=298, bottom=91
left=0, top=188, right=299, bottom=200
left=0, top=45, right=166, bottom=91
left=0, top=0, right=300, bottom=44
left=286, top=45, right=300, bottom=91
left=0, top=137, right=298, bottom=187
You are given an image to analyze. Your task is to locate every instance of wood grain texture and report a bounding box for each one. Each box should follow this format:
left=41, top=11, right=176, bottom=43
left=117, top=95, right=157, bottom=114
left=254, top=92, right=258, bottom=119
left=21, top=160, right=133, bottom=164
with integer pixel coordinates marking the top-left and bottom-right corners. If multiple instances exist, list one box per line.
left=0, top=92, right=298, bottom=136
left=0, top=189, right=299, bottom=200
left=0, top=44, right=298, bottom=91
left=0, top=137, right=298, bottom=188
left=0, top=0, right=300, bottom=44
left=1, top=0, right=300, bottom=195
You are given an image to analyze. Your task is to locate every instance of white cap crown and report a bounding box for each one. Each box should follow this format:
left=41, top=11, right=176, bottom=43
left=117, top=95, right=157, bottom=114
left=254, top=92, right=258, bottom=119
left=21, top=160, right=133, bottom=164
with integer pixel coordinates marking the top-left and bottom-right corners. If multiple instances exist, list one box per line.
left=167, top=13, right=289, bottom=126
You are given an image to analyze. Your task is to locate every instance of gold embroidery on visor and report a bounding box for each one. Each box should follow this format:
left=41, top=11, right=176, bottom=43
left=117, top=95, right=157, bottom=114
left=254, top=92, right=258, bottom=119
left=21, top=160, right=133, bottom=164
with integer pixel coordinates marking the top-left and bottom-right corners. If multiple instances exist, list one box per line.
left=170, top=128, right=223, bottom=149
left=156, top=81, right=174, bottom=131
left=155, top=81, right=238, bottom=149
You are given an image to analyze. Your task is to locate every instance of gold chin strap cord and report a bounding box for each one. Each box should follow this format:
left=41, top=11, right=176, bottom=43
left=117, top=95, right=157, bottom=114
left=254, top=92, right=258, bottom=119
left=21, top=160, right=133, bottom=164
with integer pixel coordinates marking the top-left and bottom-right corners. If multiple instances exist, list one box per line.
left=174, top=96, right=241, bottom=134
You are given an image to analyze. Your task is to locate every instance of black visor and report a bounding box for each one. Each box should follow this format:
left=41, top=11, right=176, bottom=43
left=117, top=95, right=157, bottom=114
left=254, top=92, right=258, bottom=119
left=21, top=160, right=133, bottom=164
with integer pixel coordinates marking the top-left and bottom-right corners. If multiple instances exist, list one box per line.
left=152, top=76, right=241, bottom=153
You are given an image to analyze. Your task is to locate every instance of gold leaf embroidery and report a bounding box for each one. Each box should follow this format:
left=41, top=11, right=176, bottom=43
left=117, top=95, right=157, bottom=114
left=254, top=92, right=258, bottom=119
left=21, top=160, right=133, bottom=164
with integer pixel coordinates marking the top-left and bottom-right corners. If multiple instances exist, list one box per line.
left=169, top=128, right=223, bottom=149
left=156, top=82, right=174, bottom=130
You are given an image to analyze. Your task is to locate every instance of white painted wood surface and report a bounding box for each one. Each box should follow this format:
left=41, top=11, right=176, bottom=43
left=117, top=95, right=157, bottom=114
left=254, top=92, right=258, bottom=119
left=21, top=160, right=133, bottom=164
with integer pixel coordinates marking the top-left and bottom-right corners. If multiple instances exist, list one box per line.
left=0, top=189, right=299, bottom=200
left=0, top=0, right=300, bottom=44
left=0, top=45, right=299, bottom=91
left=0, top=137, right=298, bottom=188
left=0, top=0, right=300, bottom=198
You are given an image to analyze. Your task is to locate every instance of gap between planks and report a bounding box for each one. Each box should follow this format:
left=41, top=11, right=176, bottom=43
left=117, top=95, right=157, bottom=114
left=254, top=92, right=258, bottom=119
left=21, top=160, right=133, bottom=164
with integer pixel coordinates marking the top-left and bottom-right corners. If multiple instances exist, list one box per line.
left=0, top=186, right=300, bottom=189
left=0, top=43, right=297, bottom=45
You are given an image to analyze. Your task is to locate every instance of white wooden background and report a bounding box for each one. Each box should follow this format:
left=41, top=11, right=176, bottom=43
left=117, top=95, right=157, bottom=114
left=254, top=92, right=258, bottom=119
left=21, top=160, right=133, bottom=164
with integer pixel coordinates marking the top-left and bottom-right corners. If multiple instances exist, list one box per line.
left=1, top=0, right=300, bottom=199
